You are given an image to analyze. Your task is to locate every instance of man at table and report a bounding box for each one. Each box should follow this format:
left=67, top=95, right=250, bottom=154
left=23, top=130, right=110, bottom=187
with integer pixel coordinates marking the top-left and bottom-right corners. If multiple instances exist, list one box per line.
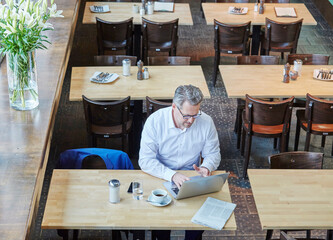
left=139, top=84, right=221, bottom=240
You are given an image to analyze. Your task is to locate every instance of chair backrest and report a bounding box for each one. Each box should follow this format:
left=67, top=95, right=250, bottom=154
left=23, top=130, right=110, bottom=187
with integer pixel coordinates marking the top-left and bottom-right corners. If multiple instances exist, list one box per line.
left=214, top=19, right=251, bottom=54
left=215, top=0, right=249, bottom=2
left=305, top=93, right=333, bottom=124
left=94, top=55, right=137, bottom=66
left=96, top=17, right=133, bottom=55
left=265, top=17, right=303, bottom=49
left=81, top=154, right=107, bottom=169
left=287, top=54, right=330, bottom=65
left=280, top=232, right=296, bottom=240
left=156, top=0, right=174, bottom=2
left=146, top=96, right=172, bottom=117
left=265, top=0, right=290, bottom=3
left=269, top=151, right=323, bottom=169
left=82, top=95, right=131, bottom=135
left=147, top=56, right=190, bottom=65
left=236, top=56, right=279, bottom=65
left=245, top=94, right=294, bottom=126
left=142, top=17, right=179, bottom=48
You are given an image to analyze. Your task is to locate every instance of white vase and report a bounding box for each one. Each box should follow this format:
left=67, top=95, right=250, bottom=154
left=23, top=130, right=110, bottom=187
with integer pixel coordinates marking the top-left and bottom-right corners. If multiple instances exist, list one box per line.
left=6, top=51, right=39, bottom=111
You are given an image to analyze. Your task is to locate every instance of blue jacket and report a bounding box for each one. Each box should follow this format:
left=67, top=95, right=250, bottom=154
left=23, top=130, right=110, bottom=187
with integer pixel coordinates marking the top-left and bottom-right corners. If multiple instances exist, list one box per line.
left=59, top=148, right=134, bottom=170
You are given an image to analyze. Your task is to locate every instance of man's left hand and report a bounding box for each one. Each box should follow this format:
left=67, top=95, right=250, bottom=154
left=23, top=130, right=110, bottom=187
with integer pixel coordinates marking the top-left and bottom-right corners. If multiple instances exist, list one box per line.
left=193, top=164, right=211, bottom=177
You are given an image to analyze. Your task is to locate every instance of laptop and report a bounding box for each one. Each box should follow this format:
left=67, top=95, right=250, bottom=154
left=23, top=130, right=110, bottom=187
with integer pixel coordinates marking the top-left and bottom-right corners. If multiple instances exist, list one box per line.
left=163, top=173, right=229, bottom=200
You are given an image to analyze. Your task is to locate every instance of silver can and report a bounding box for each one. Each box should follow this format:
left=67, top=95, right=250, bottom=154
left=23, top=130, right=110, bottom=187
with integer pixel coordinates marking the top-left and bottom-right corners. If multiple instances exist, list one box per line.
left=293, top=59, right=302, bottom=75
left=122, top=59, right=131, bottom=76
left=108, top=179, right=120, bottom=203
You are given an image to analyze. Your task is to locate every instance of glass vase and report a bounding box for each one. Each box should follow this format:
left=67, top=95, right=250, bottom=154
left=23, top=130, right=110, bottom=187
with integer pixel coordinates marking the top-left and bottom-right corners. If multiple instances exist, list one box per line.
left=6, top=51, right=39, bottom=111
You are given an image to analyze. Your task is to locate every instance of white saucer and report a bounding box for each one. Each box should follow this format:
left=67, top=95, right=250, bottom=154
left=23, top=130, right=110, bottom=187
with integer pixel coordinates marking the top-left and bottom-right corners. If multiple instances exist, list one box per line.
left=147, top=194, right=172, bottom=207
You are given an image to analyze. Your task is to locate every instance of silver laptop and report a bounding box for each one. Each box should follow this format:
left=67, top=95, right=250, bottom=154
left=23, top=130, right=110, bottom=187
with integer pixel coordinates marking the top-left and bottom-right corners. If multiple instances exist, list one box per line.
left=163, top=173, right=229, bottom=200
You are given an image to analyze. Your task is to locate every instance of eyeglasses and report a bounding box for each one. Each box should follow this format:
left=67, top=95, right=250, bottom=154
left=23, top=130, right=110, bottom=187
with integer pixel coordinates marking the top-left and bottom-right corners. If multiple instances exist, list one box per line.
left=177, top=106, right=201, bottom=120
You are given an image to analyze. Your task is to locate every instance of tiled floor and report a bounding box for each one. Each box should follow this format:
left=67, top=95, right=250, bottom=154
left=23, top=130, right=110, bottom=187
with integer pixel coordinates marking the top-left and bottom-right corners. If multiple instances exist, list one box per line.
left=31, top=0, right=333, bottom=239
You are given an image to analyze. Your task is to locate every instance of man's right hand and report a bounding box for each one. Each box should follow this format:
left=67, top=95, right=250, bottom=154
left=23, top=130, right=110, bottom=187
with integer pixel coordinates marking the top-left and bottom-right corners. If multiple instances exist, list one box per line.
left=171, top=172, right=190, bottom=189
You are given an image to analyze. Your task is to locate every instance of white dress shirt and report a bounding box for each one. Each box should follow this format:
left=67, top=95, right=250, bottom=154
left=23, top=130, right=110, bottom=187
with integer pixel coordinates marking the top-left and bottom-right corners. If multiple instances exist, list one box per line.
left=139, top=106, right=221, bottom=182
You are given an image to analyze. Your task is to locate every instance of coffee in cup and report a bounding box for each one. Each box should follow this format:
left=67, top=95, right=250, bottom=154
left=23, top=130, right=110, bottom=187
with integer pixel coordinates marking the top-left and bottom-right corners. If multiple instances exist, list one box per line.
left=150, top=189, right=167, bottom=204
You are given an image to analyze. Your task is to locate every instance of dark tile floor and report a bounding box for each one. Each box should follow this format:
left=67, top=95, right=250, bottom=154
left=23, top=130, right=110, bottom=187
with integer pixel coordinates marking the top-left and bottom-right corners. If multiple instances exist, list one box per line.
left=31, top=0, right=333, bottom=239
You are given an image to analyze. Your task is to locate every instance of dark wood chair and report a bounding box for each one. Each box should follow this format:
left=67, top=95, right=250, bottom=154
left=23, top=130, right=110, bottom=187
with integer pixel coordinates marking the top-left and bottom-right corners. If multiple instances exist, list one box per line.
left=294, top=93, right=333, bottom=156
left=241, top=95, right=294, bottom=178
left=142, top=17, right=179, bottom=64
left=287, top=54, right=330, bottom=65
left=94, top=55, right=137, bottom=66
left=261, top=18, right=303, bottom=59
left=82, top=95, right=132, bottom=153
left=146, top=96, right=172, bottom=118
left=147, top=56, right=190, bottom=65
left=213, top=20, right=251, bottom=86
left=96, top=17, right=133, bottom=55
left=234, top=56, right=280, bottom=149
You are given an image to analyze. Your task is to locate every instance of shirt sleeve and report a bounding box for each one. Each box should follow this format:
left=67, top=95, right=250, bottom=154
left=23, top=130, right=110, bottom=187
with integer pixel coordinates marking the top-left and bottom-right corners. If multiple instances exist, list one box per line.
left=138, top=116, right=176, bottom=182
left=200, top=117, right=221, bottom=172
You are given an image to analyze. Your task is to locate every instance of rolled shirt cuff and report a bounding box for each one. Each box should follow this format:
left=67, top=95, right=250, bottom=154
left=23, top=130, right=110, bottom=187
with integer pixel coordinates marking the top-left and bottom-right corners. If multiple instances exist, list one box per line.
left=200, top=162, right=213, bottom=173
left=164, top=168, right=177, bottom=182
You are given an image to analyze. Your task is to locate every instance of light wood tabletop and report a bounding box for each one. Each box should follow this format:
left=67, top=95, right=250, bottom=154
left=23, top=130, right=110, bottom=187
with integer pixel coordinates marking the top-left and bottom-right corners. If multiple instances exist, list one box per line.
left=219, top=65, right=333, bottom=99
left=42, top=170, right=236, bottom=230
left=202, top=3, right=317, bottom=26
left=248, top=169, right=333, bottom=230
left=70, top=65, right=211, bottom=101
left=83, top=2, right=193, bottom=25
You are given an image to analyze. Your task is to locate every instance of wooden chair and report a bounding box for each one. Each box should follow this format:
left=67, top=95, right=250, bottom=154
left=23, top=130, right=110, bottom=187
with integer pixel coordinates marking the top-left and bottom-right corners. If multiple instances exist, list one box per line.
left=82, top=95, right=132, bottom=153
left=294, top=93, right=333, bottom=156
left=234, top=56, right=280, bottom=149
left=94, top=55, right=137, bottom=66
left=146, top=96, right=172, bottom=118
left=142, top=17, right=179, bottom=64
left=287, top=54, right=330, bottom=65
left=241, top=95, right=294, bottom=178
left=213, top=20, right=251, bottom=86
left=261, top=18, right=303, bottom=59
left=96, top=17, right=133, bottom=55
left=147, top=56, right=190, bottom=66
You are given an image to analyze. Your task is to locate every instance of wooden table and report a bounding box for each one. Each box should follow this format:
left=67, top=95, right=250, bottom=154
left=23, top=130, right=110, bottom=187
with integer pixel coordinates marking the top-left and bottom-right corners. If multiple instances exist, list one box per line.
left=220, top=65, right=333, bottom=99
left=83, top=2, right=193, bottom=59
left=202, top=3, right=317, bottom=55
left=42, top=170, right=236, bottom=235
left=248, top=169, right=333, bottom=239
left=70, top=65, right=210, bottom=101
left=0, top=0, right=79, bottom=239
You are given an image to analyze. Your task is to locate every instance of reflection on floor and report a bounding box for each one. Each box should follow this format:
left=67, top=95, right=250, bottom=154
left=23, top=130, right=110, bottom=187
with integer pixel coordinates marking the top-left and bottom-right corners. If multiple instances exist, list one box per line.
left=31, top=0, right=333, bottom=239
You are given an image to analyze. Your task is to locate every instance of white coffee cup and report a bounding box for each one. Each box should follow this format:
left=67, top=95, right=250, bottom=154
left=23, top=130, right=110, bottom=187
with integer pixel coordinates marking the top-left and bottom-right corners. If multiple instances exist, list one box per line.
left=132, top=4, right=139, bottom=13
left=150, top=189, right=167, bottom=204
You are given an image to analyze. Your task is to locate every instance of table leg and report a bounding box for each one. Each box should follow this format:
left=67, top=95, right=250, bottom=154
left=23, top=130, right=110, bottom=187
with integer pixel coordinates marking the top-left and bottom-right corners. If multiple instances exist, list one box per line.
left=134, top=25, right=141, bottom=60
left=57, top=229, right=69, bottom=240
left=132, top=230, right=145, bottom=240
left=130, top=100, right=143, bottom=158
left=265, top=230, right=273, bottom=240
left=327, top=230, right=333, bottom=240
left=251, top=25, right=261, bottom=56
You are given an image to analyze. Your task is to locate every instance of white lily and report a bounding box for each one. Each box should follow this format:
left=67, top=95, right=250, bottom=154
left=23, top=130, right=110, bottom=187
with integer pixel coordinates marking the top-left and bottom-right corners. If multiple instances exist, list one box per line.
left=48, top=4, right=64, bottom=18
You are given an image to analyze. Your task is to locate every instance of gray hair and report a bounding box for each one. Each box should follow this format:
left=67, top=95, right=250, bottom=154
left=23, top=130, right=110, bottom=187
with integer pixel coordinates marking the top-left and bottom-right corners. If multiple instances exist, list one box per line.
left=173, top=85, right=203, bottom=108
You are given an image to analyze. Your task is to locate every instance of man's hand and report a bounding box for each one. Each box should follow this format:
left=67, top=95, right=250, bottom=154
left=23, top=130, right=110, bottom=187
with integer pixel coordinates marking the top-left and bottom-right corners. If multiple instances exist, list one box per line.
left=193, top=164, right=211, bottom=177
left=172, top=172, right=190, bottom=189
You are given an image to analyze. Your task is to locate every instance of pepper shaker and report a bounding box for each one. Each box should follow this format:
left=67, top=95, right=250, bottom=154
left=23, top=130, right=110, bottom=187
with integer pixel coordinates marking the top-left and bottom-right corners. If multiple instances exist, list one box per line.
left=137, top=60, right=144, bottom=80
left=259, top=0, right=264, bottom=14
left=283, top=63, right=290, bottom=83
left=109, top=179, right=120, bottom=203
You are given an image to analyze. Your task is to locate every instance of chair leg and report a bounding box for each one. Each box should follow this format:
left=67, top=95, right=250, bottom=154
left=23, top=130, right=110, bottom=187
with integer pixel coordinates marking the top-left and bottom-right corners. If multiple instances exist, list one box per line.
left=265, top=230, right=273, bottom=240
left=112, top=230, right=122, bottom=240
left=294, top=118, right=301, bottom=151
left=57, top=230, right=69, bottom=240
left=213, top=51, right=220, bottom=87
left=241, top=127, right=246, bottom=156
left=321, top=135, right=326, bottom=148
left=236, top=112, right=242, bottom=149
left=306, top=230, right=311, bottom=239
left=243, top=132, right=252, bottom=178
left=273, top=138, right=277, bottom=149
left=73, top=230, right=79, bottom=240
left=281, top=52, right=284, bottom=60
left=304, top=132, right=311, bottom=151
left=91, top=135, right=97, bottom=147
left=327, top=230, right=333, bottom=240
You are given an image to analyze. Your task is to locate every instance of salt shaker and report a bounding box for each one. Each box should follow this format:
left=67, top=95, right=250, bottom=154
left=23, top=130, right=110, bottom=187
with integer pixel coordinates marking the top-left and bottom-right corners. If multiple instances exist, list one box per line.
left=137, top=60, right=144, bottom=80
left=259, top=0, right=264, bottom=14
left=109, top=179, right=120, bottom=203
left=254, top=0, right=258, bottom=12
left=143, top=67, right=149, bottom=79
left=293, top=59, right=303, bottom=75
left=147, top=1, right=154, bottom=15
left=140, top=0, right=146, bottom=15
left=122, top=59, right=131, bottom=76
left=283, top=63, right=290, bottom=83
